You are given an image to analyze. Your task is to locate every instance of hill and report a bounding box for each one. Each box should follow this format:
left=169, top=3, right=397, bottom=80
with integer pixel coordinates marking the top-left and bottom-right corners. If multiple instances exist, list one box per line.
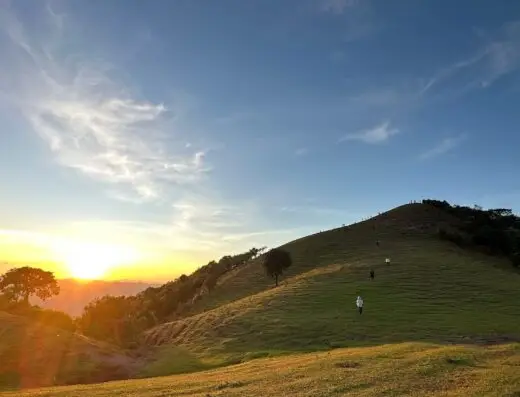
left=31, top=280, right=157, bottom=317
left=3, top=342, right=520, bottom=396
left=3, top=200, right=520, bottom=394
left=141, top=202, right=520, bottom=375
left=0, top=311, right=139, bottom=390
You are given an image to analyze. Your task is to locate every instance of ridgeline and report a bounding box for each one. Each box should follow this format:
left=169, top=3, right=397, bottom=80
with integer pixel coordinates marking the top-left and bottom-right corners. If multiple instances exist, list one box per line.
left=1, top=199, right=520, bottom=396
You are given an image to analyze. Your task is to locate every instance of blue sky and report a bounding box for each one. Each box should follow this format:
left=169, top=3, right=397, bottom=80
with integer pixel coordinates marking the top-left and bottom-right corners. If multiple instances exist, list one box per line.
left=1, top=0, right=520, bottom=280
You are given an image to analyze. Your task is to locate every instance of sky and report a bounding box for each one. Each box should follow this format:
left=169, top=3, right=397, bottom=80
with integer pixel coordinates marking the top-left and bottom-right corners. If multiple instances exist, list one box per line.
left=1, top=0, right=520, bottom=281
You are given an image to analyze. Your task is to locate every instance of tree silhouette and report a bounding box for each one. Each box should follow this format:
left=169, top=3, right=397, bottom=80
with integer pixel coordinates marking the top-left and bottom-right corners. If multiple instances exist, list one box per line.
left=78, top=295, right=141, bottom=346
left=0, top=266, right=60, bottom=305
left=262, top=248, right=292, bottom=287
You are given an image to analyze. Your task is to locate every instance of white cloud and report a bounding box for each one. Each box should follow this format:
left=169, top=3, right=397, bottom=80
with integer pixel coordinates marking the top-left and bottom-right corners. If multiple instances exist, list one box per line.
left=418, top=134, right=467, bottom=161
left=421, top=20, right=520, bottom=96
left=339, top=121, right=399, bottom=144
left=0, top=5, right=209, bottom=202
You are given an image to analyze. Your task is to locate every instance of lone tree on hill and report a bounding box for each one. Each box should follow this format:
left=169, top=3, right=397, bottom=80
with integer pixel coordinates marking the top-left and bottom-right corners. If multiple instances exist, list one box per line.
left=0, top=266, right=60, bottom=305
left=262, top=248, right=292, bottom=287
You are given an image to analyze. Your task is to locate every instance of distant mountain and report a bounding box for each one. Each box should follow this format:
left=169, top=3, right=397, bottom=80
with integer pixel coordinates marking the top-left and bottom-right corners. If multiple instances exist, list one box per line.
left=32, top=279, right=158, bottom=317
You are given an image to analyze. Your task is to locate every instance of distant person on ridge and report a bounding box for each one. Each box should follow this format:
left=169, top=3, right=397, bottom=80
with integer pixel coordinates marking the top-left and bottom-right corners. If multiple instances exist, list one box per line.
left=369, top=270, right=375, bottom=280
left=356, top=296, right=364, bottom=315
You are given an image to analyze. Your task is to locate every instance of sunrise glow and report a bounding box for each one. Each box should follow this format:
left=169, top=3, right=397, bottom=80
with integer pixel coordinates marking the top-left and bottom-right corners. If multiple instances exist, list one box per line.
left=51, top=240, right=139, bottom=280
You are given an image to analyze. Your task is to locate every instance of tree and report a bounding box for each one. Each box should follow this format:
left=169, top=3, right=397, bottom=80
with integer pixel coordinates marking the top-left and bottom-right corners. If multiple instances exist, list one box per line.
left=0, top=266, right=60, bottom=305
left=78, top=295, right=141, bottom=346
left=262, top=248, right=292, bottom=287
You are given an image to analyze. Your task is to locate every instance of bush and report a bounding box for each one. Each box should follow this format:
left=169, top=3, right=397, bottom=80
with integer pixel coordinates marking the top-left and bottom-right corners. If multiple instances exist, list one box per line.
left=510, top=253, right=520, bottom=268
left=431, top=199, right=520, bottom=268
left=438, top=228, right=467, bottom=247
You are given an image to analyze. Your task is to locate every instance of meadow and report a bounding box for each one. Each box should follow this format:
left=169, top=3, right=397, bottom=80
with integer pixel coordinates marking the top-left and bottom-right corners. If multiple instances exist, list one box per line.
left=2, top=203, right=520, bottom=395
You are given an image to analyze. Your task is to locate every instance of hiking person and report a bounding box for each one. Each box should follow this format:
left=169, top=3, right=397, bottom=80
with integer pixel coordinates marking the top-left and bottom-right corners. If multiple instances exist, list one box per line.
left=356, top=296, right=364, bottom=314
left=369, top=269, right=375, bottom=280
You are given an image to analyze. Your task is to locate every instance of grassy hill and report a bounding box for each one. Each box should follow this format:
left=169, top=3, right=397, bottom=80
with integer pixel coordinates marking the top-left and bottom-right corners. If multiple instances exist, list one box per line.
left=0, top=311, right=139, bottom=390
left=2, top=202, right=520, bottom=395
left=3, top=342, right=520, bottom=396
left=141, top=203, right=520, bottom=375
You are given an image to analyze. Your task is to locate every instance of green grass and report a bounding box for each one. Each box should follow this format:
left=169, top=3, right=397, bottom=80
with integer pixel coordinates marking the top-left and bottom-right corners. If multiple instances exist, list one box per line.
left=142, top=205, right=520, bottom=375
left=3, top=203, right=520, bottom=394
left=4, top=342, right=520, bottom=396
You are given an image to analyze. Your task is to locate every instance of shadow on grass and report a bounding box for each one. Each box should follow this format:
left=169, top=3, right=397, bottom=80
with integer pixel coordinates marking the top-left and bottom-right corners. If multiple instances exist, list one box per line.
left=138, top=346, right=246, bottom=378
left=140, top=332, right=520, bottom=379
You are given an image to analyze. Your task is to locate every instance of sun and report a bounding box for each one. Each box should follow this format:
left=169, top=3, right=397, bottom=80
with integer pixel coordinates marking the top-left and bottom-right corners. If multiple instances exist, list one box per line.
left=52, top=240, right=137, bottom=280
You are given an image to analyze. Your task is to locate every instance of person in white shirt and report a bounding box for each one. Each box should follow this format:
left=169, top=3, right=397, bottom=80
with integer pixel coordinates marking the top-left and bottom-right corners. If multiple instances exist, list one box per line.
left=356, top=295, right=364, bottom=315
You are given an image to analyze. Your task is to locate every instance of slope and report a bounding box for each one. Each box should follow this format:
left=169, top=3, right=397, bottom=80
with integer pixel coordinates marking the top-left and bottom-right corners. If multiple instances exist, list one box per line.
left=182, top=203, right=463, bottom=316
left=142, top=203, right=520, bottom=375
left=0, top=311, right=140, bottom=390
left=4, top=342, right=520, bottom=397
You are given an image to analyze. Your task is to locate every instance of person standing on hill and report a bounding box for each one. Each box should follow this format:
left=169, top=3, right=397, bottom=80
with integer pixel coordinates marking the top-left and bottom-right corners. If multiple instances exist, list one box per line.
left=369, top=270, right=375, bottom=280
left=356, top=296, right=364, bottom=315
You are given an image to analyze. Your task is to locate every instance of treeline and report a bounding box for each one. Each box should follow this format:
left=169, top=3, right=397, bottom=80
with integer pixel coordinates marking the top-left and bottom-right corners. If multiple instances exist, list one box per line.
left=0, top=247, right=271, bottom=346
left=424, top=199, right=520, bottom=267
left=77, top=247, right=267, bottom=347
left=0, top=267, right=75, bottom=331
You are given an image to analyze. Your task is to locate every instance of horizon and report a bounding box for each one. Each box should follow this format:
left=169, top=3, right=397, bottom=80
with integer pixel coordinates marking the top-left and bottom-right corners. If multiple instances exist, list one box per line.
left=1, top=0, right=520, bottom=282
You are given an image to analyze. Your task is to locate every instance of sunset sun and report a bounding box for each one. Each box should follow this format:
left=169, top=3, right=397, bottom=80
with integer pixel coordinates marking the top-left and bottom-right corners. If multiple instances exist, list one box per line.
left=52, top=240, right=138, bottom=280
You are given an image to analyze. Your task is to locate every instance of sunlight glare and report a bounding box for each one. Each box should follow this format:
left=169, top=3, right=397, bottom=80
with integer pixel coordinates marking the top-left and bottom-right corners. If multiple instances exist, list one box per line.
left=51, top=240, right=138, bottom=280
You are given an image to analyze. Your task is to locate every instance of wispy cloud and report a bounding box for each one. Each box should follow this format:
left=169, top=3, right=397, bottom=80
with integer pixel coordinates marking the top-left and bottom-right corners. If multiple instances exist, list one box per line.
left=421, top=20, right=520, bottom=96
left=339, top=121, right=399, bottom=144
left=0, top=5, right=210, bottom=202
left=418, top=134, right=467, bottom=161
left=45, top=195, right=302, bottom=254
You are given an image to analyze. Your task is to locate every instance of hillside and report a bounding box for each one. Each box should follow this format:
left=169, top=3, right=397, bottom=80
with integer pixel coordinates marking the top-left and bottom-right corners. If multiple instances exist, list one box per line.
left=31, top=280, right=157, bottom=317
left=3, top=342, right=520, bottom=396
left=142, top=203, right=520, bottom=375
left=3, top=201, right=520, bottom=394
left=0, top=311, right=139, bottom=390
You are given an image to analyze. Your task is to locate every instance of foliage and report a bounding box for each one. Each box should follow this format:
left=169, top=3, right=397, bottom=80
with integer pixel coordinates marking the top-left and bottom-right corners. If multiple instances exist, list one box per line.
left=262, top=248, right=292, bottom=286
left=0, top=267, right=60, bottom=305
left=78, top=295, right=144, bottom=346
left=133, top=247, right=265, bottom=324
left=77, top=247, right=266, bottom=346
left=425, top=199, right=520, bottom=267
left=0, top=288, right=74, bottom=332
left=19, top=306, right=75, bottom=331
left=438, top=228, right=467, bottom=247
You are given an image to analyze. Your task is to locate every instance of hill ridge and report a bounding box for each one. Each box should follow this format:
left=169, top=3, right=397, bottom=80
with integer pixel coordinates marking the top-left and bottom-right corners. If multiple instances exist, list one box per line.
left=134, top=202, right=520, bottom=379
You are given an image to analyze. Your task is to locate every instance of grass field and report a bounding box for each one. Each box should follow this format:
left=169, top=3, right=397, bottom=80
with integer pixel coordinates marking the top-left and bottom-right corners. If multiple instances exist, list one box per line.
left=2, top=203, right=520, bottom=395
left=3, top=342, right=520, bottom=396
left=142, top=204, right=520, bottom=376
